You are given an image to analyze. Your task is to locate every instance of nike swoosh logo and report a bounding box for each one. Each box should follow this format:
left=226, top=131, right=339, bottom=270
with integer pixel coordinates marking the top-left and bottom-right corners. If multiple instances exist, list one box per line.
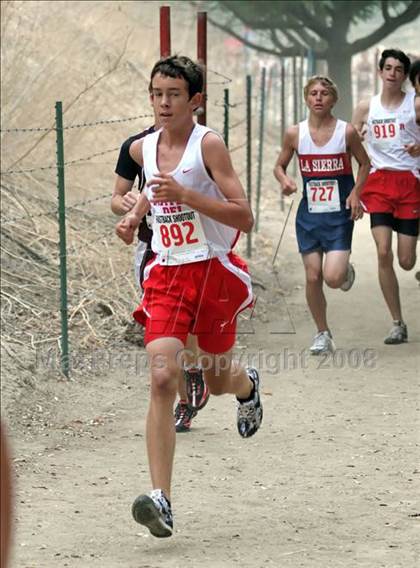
left=182, top=168, right=193, bottom=174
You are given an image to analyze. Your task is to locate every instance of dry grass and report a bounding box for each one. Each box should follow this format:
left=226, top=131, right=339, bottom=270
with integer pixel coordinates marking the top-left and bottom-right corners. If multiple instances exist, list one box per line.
left=0, top=1, right=283, bottom=386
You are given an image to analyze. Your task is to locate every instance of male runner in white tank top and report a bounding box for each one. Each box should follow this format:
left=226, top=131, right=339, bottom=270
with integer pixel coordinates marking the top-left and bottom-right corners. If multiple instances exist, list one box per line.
left=111, top=113, right=210, bottom=433
left=409, top=58, right=420, bottom=284
left=115, top=56, right=263, bottom=538
left=353, top=49, right=420, bottom=344
left=274, top=76, right=370, bottom=355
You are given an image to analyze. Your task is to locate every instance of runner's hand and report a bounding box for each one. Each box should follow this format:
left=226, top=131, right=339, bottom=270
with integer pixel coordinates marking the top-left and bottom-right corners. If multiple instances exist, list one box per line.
left=281, top=177, right=297, bottom=196
left=404, top=143, right=420, bottom=158
left=356, top=125, right=368, bottom=141
left=121, top=191, right=138, bottom=212
left=346, top=190, right=363, bottom=221
left=115, top=213, right=139, bottom=245
left=148, top=173, right=185, bottom=203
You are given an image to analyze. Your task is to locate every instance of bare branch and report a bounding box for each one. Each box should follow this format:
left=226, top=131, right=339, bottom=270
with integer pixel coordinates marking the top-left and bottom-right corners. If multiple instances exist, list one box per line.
left=207, top=14, right=304, bottom=58
left=207, top=14, right=280, bottom=56
left=269, top=29, right=288, bottom=52
left=280, top=28, right=307, bottom=51
left=286, top=3, right=331, bottom=42
left=381, top=0, right=391, bottom=23
left=7, top=29, right=133, bottom=171
left=350, top=1, right=420, bottom=54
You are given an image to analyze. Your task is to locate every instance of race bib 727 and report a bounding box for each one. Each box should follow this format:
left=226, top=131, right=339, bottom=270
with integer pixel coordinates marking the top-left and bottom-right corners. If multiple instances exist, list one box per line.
left=307, top=179, right=341, bottom=213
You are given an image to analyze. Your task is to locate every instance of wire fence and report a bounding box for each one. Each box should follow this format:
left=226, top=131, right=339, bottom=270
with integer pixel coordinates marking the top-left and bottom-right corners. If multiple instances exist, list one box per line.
left=1, top=57, right=306, bottom=377
left=0, top=113, right=154, bottom=134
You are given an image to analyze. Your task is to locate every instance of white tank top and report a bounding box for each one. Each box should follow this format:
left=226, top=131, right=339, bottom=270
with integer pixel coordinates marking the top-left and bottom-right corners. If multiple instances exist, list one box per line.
left=366, top=91, right=420, bottom=176
left=298, top=118, right=348, bottom=158
left=142, top=124, right=239, bottom=266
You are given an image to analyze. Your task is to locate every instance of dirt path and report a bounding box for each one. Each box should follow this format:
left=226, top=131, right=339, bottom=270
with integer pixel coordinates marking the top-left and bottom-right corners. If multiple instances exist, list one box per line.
left=8, top=205, right=420, bottom=568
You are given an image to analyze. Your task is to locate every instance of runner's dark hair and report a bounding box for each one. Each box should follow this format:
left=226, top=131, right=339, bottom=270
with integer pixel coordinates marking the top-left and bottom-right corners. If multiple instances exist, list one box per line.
left=149, top=55, right=203, bottom=99
left=379, top=49, right=410, bottom=75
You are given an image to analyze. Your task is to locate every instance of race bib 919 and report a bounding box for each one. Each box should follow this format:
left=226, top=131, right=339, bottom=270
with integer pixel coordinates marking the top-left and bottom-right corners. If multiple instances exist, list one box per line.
left=307, top=179, right=341, bottom=213
left=369, top=118, right=400, bottom=148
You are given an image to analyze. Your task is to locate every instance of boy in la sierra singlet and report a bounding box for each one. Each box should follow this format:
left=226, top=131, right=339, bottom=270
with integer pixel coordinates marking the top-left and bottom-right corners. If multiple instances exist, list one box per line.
left=274, top=75, right=370, bottom=354
left=115, top=55, right=263, bottom=538
left=353, top=49, right=420, bottom=344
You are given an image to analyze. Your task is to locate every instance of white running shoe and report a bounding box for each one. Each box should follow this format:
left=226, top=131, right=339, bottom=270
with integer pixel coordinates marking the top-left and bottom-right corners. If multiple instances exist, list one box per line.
left=237, top=368, right=263, bottom=438
left=340, top=263, right=355, bottom=292
left=309, top=330, right=335, bottom=355
left=384, top=322, right=408, bottom=345
left=131, top=489, right=173, bottom=538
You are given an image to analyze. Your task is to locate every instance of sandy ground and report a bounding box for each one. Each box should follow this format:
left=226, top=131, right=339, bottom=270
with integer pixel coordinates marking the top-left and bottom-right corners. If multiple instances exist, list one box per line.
left=6, top=206, right=420, bottom=568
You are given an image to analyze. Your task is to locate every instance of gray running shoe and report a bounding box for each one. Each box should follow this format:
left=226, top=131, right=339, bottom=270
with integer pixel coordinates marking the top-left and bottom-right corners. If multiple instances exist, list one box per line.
left=185, top=368, right=210, bottom=410
left=340, top=262, right=356, bottom=292
left=384, top=322, right=408, bottom=345
left=237, top=368, right=263, bottom=438
left=174, top=401, right=197, bottom=433
left=132, top=489, right=173, bottom=538
left=309, top=330, right=335, bottom=355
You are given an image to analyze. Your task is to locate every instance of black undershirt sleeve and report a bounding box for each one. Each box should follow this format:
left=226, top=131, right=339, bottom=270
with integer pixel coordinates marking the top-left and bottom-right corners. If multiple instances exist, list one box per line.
left=114, top=126, right=155, bottom=243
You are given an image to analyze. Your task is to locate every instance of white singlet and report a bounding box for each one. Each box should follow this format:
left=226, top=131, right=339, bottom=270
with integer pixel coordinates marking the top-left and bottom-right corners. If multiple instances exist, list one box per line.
left=366, top=90, right=420, bottom=176
left=142, top=124, right=239, bottom=266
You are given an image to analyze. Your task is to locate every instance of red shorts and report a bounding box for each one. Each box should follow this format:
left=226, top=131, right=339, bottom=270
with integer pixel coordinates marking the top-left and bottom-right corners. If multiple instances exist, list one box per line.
left=360, top=170, right=420, bottom=219
left=133, top=252, right=253, bottom=354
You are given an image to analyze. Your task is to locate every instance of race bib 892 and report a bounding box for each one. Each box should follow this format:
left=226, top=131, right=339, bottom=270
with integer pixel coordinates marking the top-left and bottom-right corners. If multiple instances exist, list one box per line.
left=153, top=202, right=208, bottom=264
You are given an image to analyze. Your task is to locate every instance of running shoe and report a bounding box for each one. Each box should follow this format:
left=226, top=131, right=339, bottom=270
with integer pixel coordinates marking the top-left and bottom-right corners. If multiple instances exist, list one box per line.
left=309, top=330, right=335, bottom=355
left=185, top=368, right=210, bottom=410
left=340, top=262, right=356, bottom=292
left=132, top=489, right=173, bottom=538
left=237, top=368, right=263, bottom=438
left=384, top=321, right=408, bottom=345
left=174, top=400, right=197, bottom=433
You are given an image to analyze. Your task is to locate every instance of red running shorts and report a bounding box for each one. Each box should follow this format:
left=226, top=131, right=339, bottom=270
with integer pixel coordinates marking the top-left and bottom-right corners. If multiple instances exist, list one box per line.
left=360, top=170, right=420, bottom=219
left=133, top=252, right=253, bottom=354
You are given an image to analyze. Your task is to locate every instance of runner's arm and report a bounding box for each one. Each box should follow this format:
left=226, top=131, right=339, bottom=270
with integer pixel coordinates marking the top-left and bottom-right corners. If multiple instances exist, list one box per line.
left=111, top=139, right=144, bottom=215
left=346, top=124, right=370, bottom=197
left=128, top=139, right=143, bottom=167
left=130, top=190, right=150, bottom=221
left=111, top=176, right=138, bottom=215
left=352, top=100, right=369, bottom=140
left=148, top=133, right=254, bottom=233
left=403, top=98, right=420, bottom=157
left=345, top=124, right=370, bottom=220
left=115, top=192, right=150, bottom=245
left=273, top=126, right=298, bottom=195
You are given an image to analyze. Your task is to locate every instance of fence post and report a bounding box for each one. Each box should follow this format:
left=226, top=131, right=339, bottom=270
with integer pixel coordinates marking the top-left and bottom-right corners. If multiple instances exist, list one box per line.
left=307, top=48, right=315, bottom=77
left=292, top=56, right=298, bottom=176
left=280, top=58, right=285, bottom=212
left=374, top=48, right=379, bottom=95
left=246, top=74, right=252, bottom=258
left=265, top=63, right=274, bottom=123
left=298, top=52, right=304, bottom=121
left=160, top=6, right=171, bottom=57
left=197, top=12, right=207, bottom=125
left=223, top=88, right=229, bottom=147
left=255, top=66, right=266, bottom=232
left=55, top=101, right=70, bottom=378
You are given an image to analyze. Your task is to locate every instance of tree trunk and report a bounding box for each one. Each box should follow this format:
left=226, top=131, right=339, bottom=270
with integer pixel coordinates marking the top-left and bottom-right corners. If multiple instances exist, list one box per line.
left=325, top=51, right=353, bottom=121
